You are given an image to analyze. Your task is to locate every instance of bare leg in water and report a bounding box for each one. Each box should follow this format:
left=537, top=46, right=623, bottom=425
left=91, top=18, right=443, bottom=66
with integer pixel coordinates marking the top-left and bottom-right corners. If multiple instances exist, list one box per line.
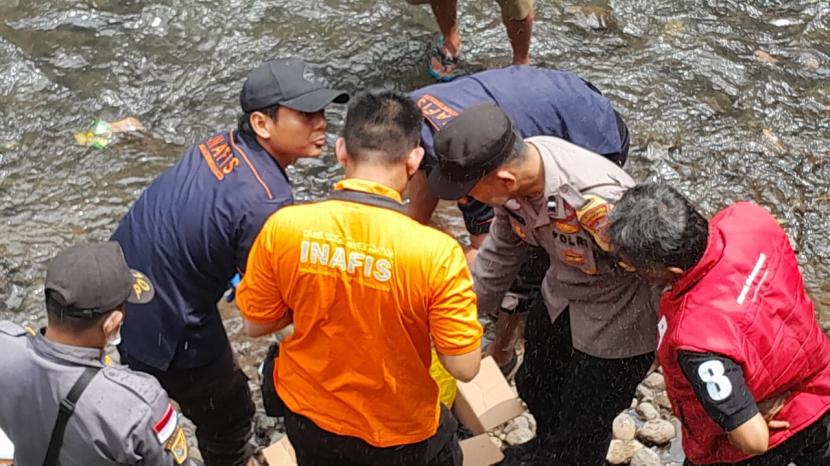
left=503, top=11, right=533, bottom=65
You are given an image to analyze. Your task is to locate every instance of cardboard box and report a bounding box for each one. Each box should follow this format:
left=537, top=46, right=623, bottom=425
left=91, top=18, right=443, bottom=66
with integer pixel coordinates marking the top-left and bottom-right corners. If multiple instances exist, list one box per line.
left=262, top=435, right=296, bottom=465
left=263, top=434, right=502, bottom=466
left=460, top=434, right=504, bottom=466
left=453, top=356, right=525, bottom=435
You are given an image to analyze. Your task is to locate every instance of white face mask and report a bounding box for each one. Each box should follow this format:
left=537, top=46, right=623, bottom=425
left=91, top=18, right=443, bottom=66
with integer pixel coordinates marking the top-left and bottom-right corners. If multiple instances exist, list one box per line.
left=109, top=325, right=122, bottom=347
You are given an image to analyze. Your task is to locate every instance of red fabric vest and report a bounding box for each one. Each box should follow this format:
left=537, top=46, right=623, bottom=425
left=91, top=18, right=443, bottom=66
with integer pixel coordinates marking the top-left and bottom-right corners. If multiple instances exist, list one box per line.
left=658, top=202, right=830, bottom=464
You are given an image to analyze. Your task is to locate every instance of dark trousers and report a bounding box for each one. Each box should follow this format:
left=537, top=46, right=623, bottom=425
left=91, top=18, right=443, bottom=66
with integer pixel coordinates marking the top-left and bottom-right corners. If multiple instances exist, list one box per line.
left=122, top=345, right=255, bottom=466
left=513, top=302, right=654, bottom=466
left=285, top=405, right=463, bottom=466
left=684, top=410, right=830, bottom=466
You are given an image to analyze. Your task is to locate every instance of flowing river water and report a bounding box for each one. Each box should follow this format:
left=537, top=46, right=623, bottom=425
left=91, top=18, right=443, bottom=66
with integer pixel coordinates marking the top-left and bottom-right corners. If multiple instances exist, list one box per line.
left=1, top=0, right=829, bottom=462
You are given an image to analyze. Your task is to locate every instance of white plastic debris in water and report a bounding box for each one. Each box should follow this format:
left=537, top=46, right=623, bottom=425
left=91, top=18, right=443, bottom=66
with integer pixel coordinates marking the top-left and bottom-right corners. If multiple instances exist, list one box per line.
left=769, top=18, right=800, bottom=27
left=0, top=426, right=13, bottom=460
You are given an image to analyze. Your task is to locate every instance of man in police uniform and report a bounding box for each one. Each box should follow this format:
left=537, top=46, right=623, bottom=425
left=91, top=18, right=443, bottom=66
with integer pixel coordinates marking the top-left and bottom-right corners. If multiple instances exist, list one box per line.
left=427, top=104, right=658, bottom=465
left=111, top=58, right=348, bottom=465
left=407, top=66, right=630, bottom=379
left=0, top=242, right=195, bottom=465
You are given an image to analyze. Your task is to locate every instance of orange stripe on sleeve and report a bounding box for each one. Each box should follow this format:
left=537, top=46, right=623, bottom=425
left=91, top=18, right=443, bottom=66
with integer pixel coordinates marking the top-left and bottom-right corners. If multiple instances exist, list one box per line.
left=229, top=129, right=274, bottom=200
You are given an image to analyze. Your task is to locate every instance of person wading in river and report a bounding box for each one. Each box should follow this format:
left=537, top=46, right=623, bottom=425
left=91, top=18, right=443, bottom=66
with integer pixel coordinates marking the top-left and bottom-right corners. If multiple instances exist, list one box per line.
left=609, top=183, right=830, bottom=466
left=236, top=91, right=483, bottom=466
left=406, top=0, right=534, bottom=80
left=110, top=58, right=348, bottom=466
left=426, top=103, right=658, bottom=465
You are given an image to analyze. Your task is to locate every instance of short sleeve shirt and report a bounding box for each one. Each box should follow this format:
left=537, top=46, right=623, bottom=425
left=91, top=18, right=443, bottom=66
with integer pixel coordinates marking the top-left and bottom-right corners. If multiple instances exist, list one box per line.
left=411, top=65, right=623, bottom=169
left=237, top=178, right=483, bottom=448
left=111, top=129, right=293, bottom=370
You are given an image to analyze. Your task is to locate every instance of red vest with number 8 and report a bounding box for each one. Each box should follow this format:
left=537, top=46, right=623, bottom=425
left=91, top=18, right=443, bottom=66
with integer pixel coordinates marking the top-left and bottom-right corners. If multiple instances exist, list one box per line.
left=658, top=202, right=830, bottom=464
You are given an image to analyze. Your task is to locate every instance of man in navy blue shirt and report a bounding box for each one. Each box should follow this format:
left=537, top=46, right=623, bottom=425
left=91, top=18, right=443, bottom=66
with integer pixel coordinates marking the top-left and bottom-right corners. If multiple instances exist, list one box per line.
left=111, top=58, right=348, bottom=466
left=407, top=65, right=629, bottom=463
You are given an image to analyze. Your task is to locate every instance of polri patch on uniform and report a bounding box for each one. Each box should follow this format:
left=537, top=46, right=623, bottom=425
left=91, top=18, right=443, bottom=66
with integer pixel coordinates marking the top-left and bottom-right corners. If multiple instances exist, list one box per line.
left=153, top=403, right=179, bottom=445
left=165, top=426, right=189, bottom=464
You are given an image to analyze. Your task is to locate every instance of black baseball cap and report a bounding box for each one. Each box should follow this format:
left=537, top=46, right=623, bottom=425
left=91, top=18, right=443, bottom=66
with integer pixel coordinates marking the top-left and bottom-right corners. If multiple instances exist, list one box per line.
left=427, top=103, right=524, bottom=200
left=240, top=58, right=349, bottom=113
left=45, top=242, right=155, bottom=316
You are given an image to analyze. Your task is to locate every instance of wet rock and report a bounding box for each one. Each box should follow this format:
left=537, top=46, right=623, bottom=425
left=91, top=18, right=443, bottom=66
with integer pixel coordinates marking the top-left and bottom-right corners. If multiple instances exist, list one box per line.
left=637, top=419, right=676, bottom=445
left=612, top=413, right=637, bottom=440
left=630, top=447, right=662, bottom=466
left=636, top=401, right=660, bottom=421
left=630, top=397, right=638, bottom=409
left=505, top=427, right=534, bottom=446
left=636, top=384, right=655, bottom=401
left=642, top=372, right=666, bottom=391
left=654, top=391, right=672, bottom=410
left=503, top=415, right=530, bottom=434
left=525, top=413, right=536, bottom=432
left=606, top=439, right=645, bottom=464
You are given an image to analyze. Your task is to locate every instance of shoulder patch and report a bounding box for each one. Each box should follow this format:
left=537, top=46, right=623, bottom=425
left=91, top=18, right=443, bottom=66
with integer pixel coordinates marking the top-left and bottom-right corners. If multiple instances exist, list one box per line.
left=101, top=366, right=164, bottom=404
left=0, top=321, right=28, bottom=337
left=164, top=426, right=189, bottom=464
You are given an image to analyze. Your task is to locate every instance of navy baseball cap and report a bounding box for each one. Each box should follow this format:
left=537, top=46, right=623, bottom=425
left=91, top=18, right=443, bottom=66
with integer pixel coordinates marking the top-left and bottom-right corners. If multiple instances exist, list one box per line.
left=240, top=58, right=349, bottom=113
left=45, top=242, right=155, bottom=316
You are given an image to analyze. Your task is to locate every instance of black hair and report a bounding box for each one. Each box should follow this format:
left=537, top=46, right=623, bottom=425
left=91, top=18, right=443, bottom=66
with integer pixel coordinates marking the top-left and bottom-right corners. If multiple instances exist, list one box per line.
left=45, top=289, right=118, bottom=333
left=343, top=91, right=422, bottom=164
left=608, top=183, right=709, bottom=271
left=502, top=133, right=528, bottom=165
left=237, top=104, right=281, bottom=136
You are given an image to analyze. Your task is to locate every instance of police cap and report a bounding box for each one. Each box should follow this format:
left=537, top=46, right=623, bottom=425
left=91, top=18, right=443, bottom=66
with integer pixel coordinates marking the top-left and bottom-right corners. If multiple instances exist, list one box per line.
left=427, top=103, right=524, bottom=200
left=45, top=242, right=154, bottom=316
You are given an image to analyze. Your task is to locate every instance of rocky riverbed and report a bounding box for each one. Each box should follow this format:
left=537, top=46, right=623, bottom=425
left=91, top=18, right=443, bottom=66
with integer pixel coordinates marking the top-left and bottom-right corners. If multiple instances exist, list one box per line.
left=474, top=366, right=683, bottom=466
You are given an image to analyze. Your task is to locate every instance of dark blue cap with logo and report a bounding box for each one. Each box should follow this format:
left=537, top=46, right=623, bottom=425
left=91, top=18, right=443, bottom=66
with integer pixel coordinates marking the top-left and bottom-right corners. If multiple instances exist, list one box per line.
left=240, top=58, right=349, bottom=113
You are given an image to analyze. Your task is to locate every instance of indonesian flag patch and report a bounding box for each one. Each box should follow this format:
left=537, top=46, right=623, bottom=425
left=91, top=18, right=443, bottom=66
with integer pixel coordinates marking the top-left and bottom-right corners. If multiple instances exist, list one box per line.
left=153, top=403, right=179, bottom=444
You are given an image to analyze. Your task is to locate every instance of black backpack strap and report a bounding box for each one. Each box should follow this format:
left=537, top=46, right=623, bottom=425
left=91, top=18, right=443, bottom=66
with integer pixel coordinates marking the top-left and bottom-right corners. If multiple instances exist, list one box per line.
left=329, top=189, right=406, bottom=214
left=43, top=366, right=101, bottom=466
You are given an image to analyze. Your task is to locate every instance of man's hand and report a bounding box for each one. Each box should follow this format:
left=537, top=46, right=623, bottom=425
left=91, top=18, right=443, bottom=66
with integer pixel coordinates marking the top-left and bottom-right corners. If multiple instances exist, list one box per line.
left=758, top=392, right=790, bottom=430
